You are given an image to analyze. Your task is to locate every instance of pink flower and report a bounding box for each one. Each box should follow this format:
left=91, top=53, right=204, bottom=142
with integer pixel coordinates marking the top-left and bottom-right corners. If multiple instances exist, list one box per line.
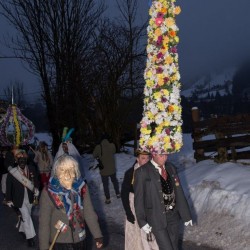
left=157, top=12, right=164, bottom=18
left=170, top=46, right=177, bottom=53
left=155, top=17, right=163, bottom=26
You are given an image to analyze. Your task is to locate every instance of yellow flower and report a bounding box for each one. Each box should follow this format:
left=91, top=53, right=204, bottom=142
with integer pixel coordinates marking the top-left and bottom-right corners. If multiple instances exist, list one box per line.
left=146, top=111, right=154, bottom=120
left=177, top=126, right=182, bottom=132
left=165, top=55, right=173, bottom=64
left=163, top=36, right=169, bottom=44
left=166, top=17, right=175, bottom=27
left=149, top=136, right=157, bottom=145
left=139, top=137, right=145, bottom=145
left=149, top=19, right=154, bottom=26
left=144, top=97, right=150, bottom=104
left=12, top=105, right=21, bottom=146
left=164, top=136, right=170, bottom=144
left=163, top=121, right=170, bottom=127
left=174, top=6, right=181, bottom=15
left=175, top=142, right=182, bottom=151
left=158, top=77, right=164, bottom=86
left=146, top=80, right=154, bottom=88
left=153, top=91, right=161, bottom=99
left=174, top=36, right=179, bottom=43
left=154, top=28, right=162, bottom=36
left=141, top=127, right=151, bottom=135
left=174, top=105, right=181, bottom=113
left=157, top=102, right=165, bottom=111
left=146, top=70, right=153, bottom=78
left=156, top=125, right=163, bottom=134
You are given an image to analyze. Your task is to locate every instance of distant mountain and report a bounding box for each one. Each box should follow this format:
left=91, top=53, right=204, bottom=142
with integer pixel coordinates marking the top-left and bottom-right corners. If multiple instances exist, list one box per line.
left=181, top=67, right=237, bottom=98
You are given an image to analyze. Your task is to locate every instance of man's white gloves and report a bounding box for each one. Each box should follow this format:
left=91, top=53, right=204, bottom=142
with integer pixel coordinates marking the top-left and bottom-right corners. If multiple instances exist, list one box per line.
left=184, top=220, right=193, bottom=226
left=34, top=188, right=40, bottom=197
left=142, top=223, right=152, bottom=234
left=6, top=201, right=14, bottom=208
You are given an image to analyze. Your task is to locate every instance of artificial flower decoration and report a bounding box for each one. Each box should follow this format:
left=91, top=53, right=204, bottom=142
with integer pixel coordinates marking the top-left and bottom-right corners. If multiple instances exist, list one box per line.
left=0, top=104, right=35, bottom=146
left=139, top=0, right=183, bottom=154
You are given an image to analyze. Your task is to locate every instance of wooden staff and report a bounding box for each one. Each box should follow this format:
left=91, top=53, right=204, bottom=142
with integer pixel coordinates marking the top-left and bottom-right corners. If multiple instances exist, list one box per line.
left=49, top=220, right=68, bottom=250
left=29, top=145, right=36, bottom=154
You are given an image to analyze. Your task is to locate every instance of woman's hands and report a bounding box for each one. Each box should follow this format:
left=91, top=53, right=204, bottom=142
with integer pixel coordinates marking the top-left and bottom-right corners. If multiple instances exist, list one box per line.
left=95, top=237, right=103, bottom=248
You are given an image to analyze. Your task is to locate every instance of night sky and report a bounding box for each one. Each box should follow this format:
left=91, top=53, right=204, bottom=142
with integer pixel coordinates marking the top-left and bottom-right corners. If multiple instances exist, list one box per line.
left=1, top=0, right=250, bottom=99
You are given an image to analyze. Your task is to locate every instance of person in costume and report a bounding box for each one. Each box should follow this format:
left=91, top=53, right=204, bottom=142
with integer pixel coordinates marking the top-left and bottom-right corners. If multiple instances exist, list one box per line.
left=6, top=149, right=39, bottom=247
left=121, top=150, right=159, bottom=250
left=134, top=153, right=193, bottom=250
left=53, top=128, right=87, bottom=180
left=34, top=141, right=53, bottom=189
left=39, top=154, right=103, bottom=250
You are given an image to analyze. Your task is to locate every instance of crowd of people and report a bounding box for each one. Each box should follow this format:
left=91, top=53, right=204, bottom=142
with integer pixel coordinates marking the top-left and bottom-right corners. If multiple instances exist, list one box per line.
left=0, top=133, right=193, bottom=250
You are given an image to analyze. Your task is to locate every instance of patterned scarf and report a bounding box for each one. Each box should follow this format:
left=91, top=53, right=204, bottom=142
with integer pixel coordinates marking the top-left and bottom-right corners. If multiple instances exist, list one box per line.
left=48, top=176, right=86, bottom=230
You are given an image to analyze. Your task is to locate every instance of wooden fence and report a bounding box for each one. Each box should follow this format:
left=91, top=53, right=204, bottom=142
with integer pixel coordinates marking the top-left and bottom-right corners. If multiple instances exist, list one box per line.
left=191, top=107, right=250, bottom=162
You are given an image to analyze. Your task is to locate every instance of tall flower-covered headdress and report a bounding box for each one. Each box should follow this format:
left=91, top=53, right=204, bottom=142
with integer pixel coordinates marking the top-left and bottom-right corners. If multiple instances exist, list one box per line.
left=139, top=0, right=183, bottom=154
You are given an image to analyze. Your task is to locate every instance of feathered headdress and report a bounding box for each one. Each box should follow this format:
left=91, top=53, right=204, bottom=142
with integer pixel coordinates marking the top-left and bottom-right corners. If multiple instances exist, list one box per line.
left=61, top=127, right=75, bottom=143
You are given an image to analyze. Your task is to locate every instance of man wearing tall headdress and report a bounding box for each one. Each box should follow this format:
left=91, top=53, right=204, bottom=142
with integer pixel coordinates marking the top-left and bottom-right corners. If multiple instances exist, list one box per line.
left=134, top=153, right=192, bottom=250
left=6, top=149, right=39, bottom=247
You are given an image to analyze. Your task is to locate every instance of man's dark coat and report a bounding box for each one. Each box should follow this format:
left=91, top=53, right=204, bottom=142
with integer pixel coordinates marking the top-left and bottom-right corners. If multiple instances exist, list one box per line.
left=134, top=161, right=192, bottom=231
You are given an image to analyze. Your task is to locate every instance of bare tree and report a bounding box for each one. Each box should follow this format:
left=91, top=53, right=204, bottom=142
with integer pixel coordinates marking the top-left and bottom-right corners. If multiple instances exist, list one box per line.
left=0, top=0, right=105, bottom=152
left=90, top=0, right=147, bottom=149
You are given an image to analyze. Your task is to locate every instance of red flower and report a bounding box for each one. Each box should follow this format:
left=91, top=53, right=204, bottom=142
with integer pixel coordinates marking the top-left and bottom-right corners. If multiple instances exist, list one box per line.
left=157, top=52, right=164, bottom=59
left=156, top=67, right=163, bottom=74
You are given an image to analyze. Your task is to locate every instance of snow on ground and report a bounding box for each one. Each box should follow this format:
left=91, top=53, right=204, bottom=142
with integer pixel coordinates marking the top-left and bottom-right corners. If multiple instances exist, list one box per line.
left=35, top=133, right=250, bottom=250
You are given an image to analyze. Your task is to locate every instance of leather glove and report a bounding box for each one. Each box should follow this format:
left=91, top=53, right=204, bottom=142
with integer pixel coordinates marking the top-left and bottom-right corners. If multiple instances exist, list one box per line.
left=126, top=213, right=135, bottom=224
left=34, top=188, right=40, bottom=197
left=6, top=201, right=14, bottom=208
left=184, top=220, right=193, bottom=226
left=95, top=237, right=103, bottom=249
left=142, top=223, right=152, bottom=234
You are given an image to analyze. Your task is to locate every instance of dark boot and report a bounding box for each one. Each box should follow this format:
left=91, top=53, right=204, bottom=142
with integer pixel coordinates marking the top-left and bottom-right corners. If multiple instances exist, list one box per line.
left=27, top=237, right=36, bottom=247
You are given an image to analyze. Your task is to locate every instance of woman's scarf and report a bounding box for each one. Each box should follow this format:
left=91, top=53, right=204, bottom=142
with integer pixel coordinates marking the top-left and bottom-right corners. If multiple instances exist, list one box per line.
left=48, top=176, right=86, bottom=229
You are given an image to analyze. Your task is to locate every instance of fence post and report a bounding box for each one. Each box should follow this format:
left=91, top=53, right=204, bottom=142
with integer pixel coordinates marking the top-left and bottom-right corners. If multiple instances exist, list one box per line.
left=192, top=107, right=204, bottom=161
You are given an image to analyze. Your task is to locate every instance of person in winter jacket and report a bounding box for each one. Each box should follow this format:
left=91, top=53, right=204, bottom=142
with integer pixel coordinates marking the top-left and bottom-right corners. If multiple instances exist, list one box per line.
left=93, top=135, right=120, bottom=204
